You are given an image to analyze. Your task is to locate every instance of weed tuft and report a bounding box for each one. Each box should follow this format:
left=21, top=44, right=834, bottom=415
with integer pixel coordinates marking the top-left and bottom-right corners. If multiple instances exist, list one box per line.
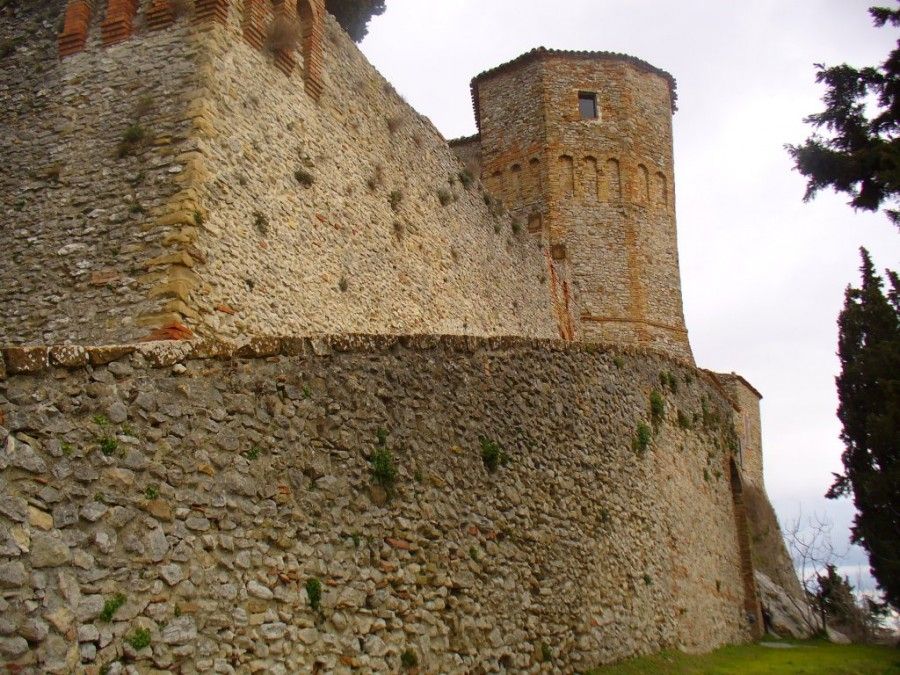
left=437, top=187, right=453, bottom=206
left=253, top=212, right=269, bottom=237
left=305, top=577, right=322, bottom=611
left=294, top=167, right=314, bottom=187
left=99, top=593, right=126, bottom=622
left=650, top=390, right=665, bottom=425
left=479, top=436, right=508, bottom=472
left=400, top=648, right=419, bottom=669
left=99, top=437, right=119, bottom=456
left=541, top=642, right=553, bottom=663
left=126, top=627, right=151, bottom=650
left=632, top=422, right=652, bottom=454
left=117, top=125, right=149, bottom=158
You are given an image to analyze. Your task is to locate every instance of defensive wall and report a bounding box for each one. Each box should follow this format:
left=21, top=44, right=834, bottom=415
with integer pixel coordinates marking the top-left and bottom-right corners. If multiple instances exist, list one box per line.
left=0, top=0, right=557, bottom=346
left=0, top=0, right=812, bottom=670
left=0, top=336, right=759, bottom=672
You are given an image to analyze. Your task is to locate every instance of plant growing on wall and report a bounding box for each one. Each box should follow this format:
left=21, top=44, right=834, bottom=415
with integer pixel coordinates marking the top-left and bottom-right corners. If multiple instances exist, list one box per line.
left=117, top=124, right=149, bottom=158
left=370, top=428, right=397, bottom=490
left=126, top=627, right=151, bottom=650
left=400, top=648, right=419, bottom=669
left=480, top=436, right=509, bottom=472
left=305, top=577, right=322, bottom=611
left=99, top=593, right=126, bottom=622
left=650, top=390, right=665, bottom=426
left=632, top=422, right=652, bottom=454
left=437, top=187, right=453, bottom=206
left=294, top=167, right=315, bottom=187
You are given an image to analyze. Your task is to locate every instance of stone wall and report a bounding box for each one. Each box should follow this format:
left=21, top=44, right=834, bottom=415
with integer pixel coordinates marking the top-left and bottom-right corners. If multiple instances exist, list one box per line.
left=0, top=336, right=758, bottom=672
left=0, top=0, right=205, bottom=344
left=714, top=373, right=764, bottom=489
left=0, top=1, right=557, bottom=345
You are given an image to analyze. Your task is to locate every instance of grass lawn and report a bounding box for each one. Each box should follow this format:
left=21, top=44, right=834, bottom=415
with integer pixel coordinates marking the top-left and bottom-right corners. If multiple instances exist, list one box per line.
left=587, top=639, right=900, bottom=674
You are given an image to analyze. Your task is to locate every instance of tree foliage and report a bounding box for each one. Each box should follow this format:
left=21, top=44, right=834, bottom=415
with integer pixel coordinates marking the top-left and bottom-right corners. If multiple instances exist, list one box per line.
left=787, top=6, right=900, bottom=226
left=815, top=564, right=889, bottom=641
left=828, top=248, right=900, bottom=610
left=325, top=0, right=385, bottom=43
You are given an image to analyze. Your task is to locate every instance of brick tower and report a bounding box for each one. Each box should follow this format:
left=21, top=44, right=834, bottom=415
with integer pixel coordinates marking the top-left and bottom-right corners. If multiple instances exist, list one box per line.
left=458, top=48, right=694, bottom=362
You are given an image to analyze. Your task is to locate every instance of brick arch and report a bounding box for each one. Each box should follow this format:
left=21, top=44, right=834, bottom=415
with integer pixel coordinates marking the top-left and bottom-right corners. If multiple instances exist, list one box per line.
left=654, top=171, right=668, bottom=209
left=604, top=158, right=621, bottom=202
left=636, top=163, right=650, bottom=204
left=528, top=157, right=542, bottom=199
left=510, top=163, right=523, bottom=204
left=559, top=155, right=575, bottom=198
left=296, top=0, right=325, bottom=100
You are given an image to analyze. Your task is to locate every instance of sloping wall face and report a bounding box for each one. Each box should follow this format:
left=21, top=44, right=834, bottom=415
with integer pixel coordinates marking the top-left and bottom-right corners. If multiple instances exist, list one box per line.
left=0, top=2, right=203, bottom=344
left=190, top=8, right=555, bottom=339
left=0, top=337, right=755, bottom=672
left=1, top=2, right=555, bottom=345
left=715, top=376, right=807, bottom=612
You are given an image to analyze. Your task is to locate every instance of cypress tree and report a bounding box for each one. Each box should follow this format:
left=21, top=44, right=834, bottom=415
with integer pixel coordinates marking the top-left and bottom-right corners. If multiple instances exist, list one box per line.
left=786, top=5, right=900, bottom=227
left=827, top=248, right=900, bottom=609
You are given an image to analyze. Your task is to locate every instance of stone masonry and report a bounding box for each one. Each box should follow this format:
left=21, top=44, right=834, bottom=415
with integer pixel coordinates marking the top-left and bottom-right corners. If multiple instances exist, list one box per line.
left=453, top=49, right=693, bottom=362
left=0, top=336, right=758, bottom=672
left=0, top=0, right=809, bottom=671
left=1, top=0, right=555, bottom=346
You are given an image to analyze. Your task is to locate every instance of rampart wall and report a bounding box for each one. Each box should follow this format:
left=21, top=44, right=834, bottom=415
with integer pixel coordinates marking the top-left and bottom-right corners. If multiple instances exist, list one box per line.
left=0, top=336, right=758, bottom=672
left=0, top=0, right=205, bottom=344
left=0, top=1, right=557, bottom=345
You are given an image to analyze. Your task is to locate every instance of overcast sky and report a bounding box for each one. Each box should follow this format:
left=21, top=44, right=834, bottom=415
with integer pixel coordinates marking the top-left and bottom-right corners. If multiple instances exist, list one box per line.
left=358, top=1, right=899, bottom=593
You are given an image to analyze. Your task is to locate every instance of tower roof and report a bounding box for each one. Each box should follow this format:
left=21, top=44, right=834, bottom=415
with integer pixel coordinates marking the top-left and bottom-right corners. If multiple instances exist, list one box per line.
left=469, top=47, right=678, bottom=130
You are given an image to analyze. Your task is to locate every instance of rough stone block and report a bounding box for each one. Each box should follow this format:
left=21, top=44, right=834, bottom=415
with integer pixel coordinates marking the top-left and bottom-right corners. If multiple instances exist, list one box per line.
left=2, top=347, right=48, bottom=374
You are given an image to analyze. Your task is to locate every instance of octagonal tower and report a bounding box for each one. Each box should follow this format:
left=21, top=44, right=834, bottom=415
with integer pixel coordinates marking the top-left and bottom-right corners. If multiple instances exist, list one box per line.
left=463, top=48, right=693, bottom=362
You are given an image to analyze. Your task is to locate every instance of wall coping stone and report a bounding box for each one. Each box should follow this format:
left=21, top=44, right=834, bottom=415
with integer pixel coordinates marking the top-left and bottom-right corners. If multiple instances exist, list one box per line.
left=0, top=333, right=739, bottom=410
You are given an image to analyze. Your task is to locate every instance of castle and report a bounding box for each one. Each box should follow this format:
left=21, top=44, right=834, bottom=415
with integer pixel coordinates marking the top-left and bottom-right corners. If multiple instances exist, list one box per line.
left=0, top=1, right=810, bottom=672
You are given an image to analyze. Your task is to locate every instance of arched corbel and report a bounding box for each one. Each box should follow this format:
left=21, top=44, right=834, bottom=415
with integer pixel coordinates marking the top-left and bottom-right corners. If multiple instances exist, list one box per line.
left=297, top=0, right=325, bottom=100
left=100, top=0, right=139, bottom=46
left=58, top=0, right=94, bottom=58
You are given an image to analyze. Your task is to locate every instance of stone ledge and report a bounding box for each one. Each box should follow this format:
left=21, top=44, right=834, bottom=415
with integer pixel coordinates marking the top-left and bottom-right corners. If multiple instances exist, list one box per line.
left=0, top=334, right=731, bottom=398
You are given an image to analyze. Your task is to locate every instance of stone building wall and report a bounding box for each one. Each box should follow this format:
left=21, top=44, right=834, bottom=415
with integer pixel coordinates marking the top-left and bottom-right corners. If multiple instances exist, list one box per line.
left=0, top=0, right=206, bottom=344
left=468, top=51, right=693, bottom=361
left=0, top=336, right=757, bottom=673
left=189, top=7, right=555, bottom=340
left=0, top=1, right=557, bottom=345
left=712, top=373, right=807, bottom=610
left=714, top=373, right=764, bottom=489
